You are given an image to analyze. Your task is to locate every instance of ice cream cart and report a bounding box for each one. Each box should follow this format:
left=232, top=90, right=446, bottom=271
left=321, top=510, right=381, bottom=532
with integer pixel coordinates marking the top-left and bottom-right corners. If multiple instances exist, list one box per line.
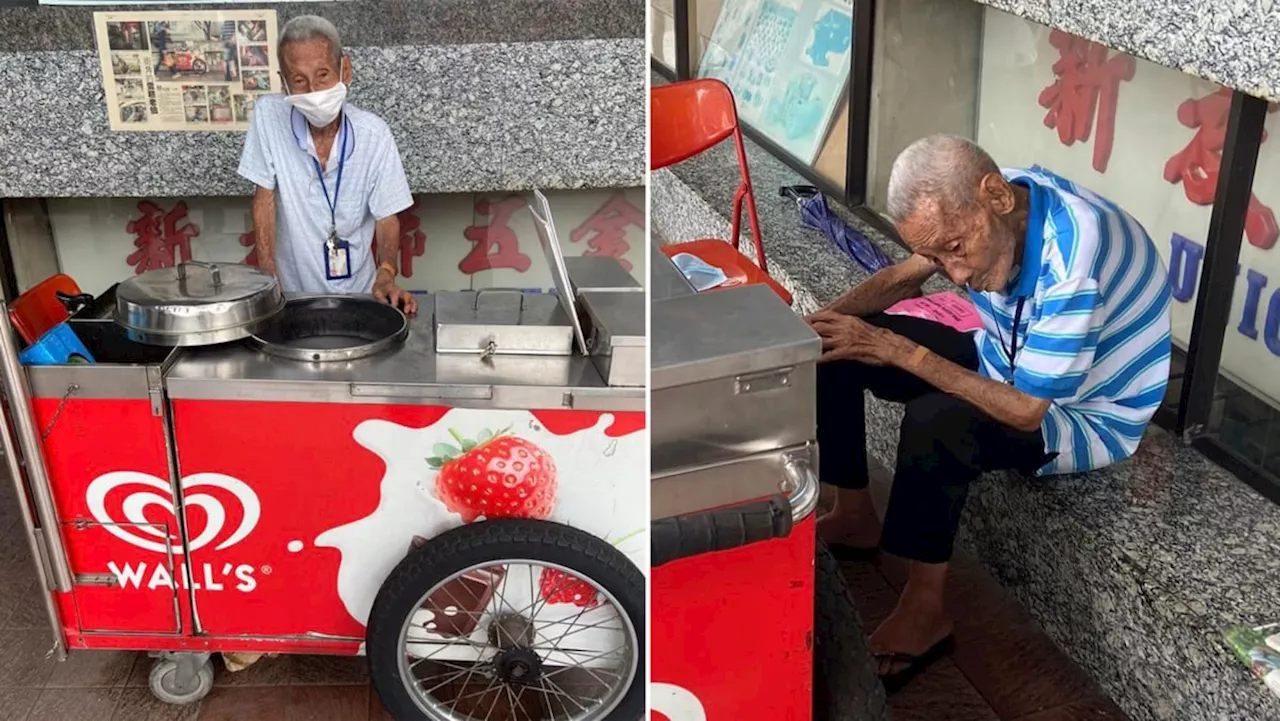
left=0, top=190, right=647, bottom=721
left=648, top=246, right=888, bottom=721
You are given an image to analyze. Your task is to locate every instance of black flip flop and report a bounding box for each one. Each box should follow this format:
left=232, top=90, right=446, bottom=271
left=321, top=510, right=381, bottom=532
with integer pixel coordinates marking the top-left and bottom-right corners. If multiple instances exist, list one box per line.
left=825, top=542, right=879, bottom=563
left=875, top=634, right=956, bottom=694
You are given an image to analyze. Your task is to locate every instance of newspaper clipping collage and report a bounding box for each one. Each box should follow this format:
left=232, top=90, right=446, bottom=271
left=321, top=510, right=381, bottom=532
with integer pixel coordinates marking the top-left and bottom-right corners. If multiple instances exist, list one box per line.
left=94, top=10, right=281, bottom=132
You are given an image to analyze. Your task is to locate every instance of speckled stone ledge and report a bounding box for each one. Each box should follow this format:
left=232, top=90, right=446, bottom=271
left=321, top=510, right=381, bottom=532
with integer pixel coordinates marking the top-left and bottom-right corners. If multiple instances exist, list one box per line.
left=974, top=0, right=1280, bottom=102
left=0, top=0, right=644, bottom=52
left=0, top=39, right=645, bottom=198
left=653, top=102, right=1280, bottom=721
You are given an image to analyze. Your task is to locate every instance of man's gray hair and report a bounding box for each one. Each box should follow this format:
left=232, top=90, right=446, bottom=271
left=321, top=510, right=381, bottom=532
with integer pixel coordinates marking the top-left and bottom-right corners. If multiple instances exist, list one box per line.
left=278, top=15, right=342, bottom=70
left=885, top=135, right=1000, bottom=223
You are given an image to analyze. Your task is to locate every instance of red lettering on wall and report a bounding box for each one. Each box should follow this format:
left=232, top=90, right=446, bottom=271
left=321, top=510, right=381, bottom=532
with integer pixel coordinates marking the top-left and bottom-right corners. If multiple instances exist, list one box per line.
left=125, top=201, right=199, bottom=274
left=1037, top=30, right=1136, bottom=174
left=460, top=197, right=532, bottom=275
left=239, top=231, right=259, bottom=266
left=1163, top=88, right=1280, bottom=250
left=397, top=203, right=427, bottom=278
left=570, top=194, right=644, bottom=272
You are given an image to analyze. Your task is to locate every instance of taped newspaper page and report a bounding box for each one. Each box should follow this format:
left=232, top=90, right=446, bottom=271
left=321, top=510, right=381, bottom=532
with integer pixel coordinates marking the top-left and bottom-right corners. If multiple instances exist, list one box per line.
left=95, top=10, right=281, bottom=132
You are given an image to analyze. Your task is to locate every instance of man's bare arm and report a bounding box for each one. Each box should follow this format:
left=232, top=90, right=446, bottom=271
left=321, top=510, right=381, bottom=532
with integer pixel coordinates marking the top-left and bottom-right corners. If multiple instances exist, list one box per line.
left=373, top=215, right=399, bottom=278
left=820, top=254, right=937, bottom=317
left=251, top=186, right=278, bottom=275
left=885, top=336, right=1051, bottom=432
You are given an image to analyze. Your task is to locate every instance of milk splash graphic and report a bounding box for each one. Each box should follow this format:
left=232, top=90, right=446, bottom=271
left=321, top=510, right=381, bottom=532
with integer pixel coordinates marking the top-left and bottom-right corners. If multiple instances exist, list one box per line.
left=314, top=409, right=647, bottom=628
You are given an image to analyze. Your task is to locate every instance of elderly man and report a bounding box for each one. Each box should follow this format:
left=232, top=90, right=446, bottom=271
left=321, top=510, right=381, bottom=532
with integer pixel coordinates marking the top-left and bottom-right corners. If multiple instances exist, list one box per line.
left=810, top=135, right=1171, bottom=690
left=238, top=15, right=417, bottom=314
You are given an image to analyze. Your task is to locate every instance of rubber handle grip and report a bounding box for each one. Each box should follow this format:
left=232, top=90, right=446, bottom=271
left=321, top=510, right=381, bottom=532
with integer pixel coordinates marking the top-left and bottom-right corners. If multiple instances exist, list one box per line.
left=650, top=494, right=793, bottom=568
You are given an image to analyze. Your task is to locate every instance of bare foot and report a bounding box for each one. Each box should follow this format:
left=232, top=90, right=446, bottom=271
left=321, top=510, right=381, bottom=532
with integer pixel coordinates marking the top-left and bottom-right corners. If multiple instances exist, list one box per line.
left=868, top=600, right=955, bottom=675
left=817, top=486, right=881, bottom=548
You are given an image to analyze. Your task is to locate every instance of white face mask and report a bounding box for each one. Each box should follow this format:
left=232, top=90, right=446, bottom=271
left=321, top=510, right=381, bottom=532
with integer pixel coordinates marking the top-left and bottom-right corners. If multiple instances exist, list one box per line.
left=286, top=82, right=347, bottom=128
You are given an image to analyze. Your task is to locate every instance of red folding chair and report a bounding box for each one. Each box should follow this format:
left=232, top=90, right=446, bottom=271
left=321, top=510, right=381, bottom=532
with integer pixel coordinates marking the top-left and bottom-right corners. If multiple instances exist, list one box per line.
left=651, top=79, right=792, bottom=305
left=9, top=274, right=82, bottom=345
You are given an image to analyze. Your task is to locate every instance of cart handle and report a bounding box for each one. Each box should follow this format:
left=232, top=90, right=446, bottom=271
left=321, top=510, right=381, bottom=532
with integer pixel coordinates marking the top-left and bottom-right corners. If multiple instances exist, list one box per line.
left=650, top=453, right=820, bottom=568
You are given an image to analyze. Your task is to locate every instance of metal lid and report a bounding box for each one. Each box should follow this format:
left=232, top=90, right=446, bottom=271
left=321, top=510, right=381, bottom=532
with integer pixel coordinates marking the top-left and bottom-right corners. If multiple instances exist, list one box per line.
left=114, top=261, right=284, bottom=347
left=527, top=190, right=589, bottom=354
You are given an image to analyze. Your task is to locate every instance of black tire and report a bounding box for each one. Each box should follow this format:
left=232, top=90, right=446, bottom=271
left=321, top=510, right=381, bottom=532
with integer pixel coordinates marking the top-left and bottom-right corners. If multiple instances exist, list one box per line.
left=367, top=519, right=645, bottom=721
left=813, top=542, right=891, bottom=721
left=193, top=59, right=207, bottom=73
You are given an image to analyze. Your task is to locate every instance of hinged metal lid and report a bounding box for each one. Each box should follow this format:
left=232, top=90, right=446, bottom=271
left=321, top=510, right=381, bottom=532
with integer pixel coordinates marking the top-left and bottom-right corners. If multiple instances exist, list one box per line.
left=114, top=261, right=284, bottom=347
left=433, top=290, right=575, bottom=356
left=527, top=189, right=589, bottom=354
left=651, top=284, right=821, bottom=389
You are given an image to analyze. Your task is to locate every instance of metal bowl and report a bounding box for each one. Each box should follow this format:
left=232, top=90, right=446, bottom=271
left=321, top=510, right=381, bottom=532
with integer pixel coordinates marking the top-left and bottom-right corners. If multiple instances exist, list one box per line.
left=247, top=295, right=408, bottom=363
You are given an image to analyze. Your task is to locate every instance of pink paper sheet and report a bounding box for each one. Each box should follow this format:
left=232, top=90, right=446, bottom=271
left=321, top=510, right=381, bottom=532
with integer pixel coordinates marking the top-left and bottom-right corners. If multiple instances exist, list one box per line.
left=884, top=292, right=982, bottom=333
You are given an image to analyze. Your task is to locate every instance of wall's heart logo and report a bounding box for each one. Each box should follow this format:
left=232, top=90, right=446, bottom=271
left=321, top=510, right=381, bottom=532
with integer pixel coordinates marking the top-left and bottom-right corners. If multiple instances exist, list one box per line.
left=85, top=471, right=260, bottom=554
left=650, top=683, right=707, bottom=721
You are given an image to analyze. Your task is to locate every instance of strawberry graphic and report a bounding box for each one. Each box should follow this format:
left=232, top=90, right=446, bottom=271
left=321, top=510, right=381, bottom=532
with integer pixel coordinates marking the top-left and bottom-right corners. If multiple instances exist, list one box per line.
left=428, top=427, right=557, bottom=523
left=539, top=569, right=600, bottom=608
left=537, top=529, right=644, bottom=608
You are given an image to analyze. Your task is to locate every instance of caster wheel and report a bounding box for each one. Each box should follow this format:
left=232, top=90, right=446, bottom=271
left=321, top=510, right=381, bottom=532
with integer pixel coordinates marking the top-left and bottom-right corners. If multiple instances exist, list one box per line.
left=148, top=655, right=214, bottom=705
left=368, top=519, right=645, bottom=721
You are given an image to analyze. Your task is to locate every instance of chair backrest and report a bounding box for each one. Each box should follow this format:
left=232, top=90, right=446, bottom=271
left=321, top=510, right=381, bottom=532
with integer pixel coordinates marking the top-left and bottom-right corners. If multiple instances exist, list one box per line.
left=9, top=274, right=82, bottom=344
left=650, top=79, right=740, bottom=170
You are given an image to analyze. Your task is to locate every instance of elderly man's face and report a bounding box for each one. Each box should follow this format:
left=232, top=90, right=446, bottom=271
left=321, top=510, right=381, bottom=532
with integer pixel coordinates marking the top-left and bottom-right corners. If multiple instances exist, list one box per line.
left=896, top=174, right=1021, bottom=292
left=281, top=38, right=349, bottom=95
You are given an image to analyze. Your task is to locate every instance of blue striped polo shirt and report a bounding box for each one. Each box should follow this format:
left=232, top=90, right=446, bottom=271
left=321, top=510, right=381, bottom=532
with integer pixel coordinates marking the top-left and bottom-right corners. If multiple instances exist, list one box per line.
left=969, top=166, right=1172, bottom=476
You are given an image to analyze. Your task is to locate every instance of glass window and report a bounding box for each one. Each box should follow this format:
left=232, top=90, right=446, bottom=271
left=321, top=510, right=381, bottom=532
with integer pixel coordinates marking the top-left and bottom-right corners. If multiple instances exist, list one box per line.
left=977, top=8, right=1227, bottom=414
left=687, top=0, right=851, bottom=190
left=651, top=0, right=677, bottom=73
left=1208, top=106, right=1280, bottom=477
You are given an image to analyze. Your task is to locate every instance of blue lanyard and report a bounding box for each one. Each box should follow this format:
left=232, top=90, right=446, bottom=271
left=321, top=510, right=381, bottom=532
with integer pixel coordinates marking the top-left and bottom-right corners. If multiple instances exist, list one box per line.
left=312, top=116, right=349, bottom=232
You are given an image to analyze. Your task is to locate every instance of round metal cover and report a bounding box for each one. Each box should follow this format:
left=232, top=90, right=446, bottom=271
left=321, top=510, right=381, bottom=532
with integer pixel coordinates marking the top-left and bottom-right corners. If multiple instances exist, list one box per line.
left=247, top=295, right=408, bottom=362
left=115, top=261, right=284, bottom=347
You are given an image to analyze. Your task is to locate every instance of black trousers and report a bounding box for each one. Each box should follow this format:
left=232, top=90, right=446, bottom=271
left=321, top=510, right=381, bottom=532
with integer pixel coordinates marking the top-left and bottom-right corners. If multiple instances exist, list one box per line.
left=817, top=313, right=1049, bottom=564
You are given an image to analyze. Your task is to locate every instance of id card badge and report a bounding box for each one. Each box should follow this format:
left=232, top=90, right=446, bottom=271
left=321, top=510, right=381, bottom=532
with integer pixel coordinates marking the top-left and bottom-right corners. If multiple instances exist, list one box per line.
left=325, top=233, right=352, bottom=280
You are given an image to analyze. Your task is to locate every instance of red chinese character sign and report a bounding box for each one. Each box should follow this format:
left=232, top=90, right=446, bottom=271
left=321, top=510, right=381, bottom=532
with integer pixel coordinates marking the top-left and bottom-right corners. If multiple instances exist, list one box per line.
left=1037, top=30, right=1136, bottom=173
left=570, top=194, right=645, bottom=272
left=1163, top=88, right=1280, bottom=250
left=239, top=231, right=258, bottom=266
left=125, top=201, right=199, bottom=274
left=460, top=196, right=532, bottom=275
left=397, top=203, right=427, bottom=278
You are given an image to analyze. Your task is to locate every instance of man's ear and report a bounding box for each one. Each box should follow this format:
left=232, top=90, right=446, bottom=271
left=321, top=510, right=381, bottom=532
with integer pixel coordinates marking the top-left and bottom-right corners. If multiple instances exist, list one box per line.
left=341, top=55, right=353, bottom=85
left=979, top=173, right=1015, bottom=216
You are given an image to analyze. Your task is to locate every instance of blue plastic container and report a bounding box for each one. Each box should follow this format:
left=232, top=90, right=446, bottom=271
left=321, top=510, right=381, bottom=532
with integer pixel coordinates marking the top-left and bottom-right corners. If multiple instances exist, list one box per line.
left=18, top=322, right=95, bottom=366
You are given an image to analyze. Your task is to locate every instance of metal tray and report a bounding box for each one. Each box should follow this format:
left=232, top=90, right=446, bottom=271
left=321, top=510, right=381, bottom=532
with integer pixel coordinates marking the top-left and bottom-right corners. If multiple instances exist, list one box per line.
left=433, top=290, right=574, bottom=356
left=247, top=295, right=408, bottom=362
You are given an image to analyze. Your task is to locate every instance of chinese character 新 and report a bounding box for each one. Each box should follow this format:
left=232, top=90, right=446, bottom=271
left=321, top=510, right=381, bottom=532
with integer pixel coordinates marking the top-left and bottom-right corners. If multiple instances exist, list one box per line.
left=239, top=231, right=258, bottom=266
left=460, top=196, right=532, bottom=275
left=1163, top=88, right=1280, bottom=250
left=125, top=201, right=199, bottom=274
left=397, top=203, right=427, bottom=278
left=1037, top=30, right=1136, bottom=174
left=570, top=194, right=645, bottom=272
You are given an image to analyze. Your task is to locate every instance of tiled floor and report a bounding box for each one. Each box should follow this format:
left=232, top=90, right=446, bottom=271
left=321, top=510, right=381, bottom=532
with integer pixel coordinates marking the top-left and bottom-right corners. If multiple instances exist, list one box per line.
left=0, top=460, right=1129, bottom=721
left=835, top=466, right=1132, bottom=721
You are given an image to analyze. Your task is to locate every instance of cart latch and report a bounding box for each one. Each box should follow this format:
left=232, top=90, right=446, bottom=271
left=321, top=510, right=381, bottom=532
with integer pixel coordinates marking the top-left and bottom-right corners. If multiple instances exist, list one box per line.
left=75, top=573, right=119, bottom=588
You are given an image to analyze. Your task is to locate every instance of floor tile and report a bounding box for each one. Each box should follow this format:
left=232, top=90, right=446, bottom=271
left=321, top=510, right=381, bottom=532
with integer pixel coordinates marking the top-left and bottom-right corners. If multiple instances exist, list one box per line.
left=842, top=563, right=898, bottom=633
left=289, top=654, right=369, bottom=686
left=367, top=686, right=394, bottom=721
left=5, top=581, right=52, bottom=630
left=0, top=687, right=40, bottom=720
left=945, top=555, right=1039, bottom=643
left=889, top=658, right=999, bottom=721
left=286, top=685, right=368, bottom=721
left=0, top=630, right=59, bottom=687
left=111, top=688, right=202, bottom=721
left=195, top=686, right=288, bottom=721
left=212, top=654, right=292, bottom=687
left=1012, top=699, right=1130, bottom=721
left=28, top=687, right=121, bottom=719
left=125, top=654, right=152, bottom=688
left=950, top=621, right=1098, bottom=720
left=46, top=650, right=136, bottom=689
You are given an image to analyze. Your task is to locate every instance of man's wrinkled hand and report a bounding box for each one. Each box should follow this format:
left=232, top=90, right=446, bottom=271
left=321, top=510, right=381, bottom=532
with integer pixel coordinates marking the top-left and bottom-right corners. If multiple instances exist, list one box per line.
left=807, top=310, right=892, bottom=365
left=373, top=276, right=418, bottom=316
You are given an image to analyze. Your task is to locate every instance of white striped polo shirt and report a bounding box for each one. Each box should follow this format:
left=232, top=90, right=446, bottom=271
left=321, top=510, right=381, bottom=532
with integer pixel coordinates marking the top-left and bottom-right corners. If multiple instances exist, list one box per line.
left=237, top=94, right=414, bottom=294
left=969, top=166, right=1173, bottom=476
